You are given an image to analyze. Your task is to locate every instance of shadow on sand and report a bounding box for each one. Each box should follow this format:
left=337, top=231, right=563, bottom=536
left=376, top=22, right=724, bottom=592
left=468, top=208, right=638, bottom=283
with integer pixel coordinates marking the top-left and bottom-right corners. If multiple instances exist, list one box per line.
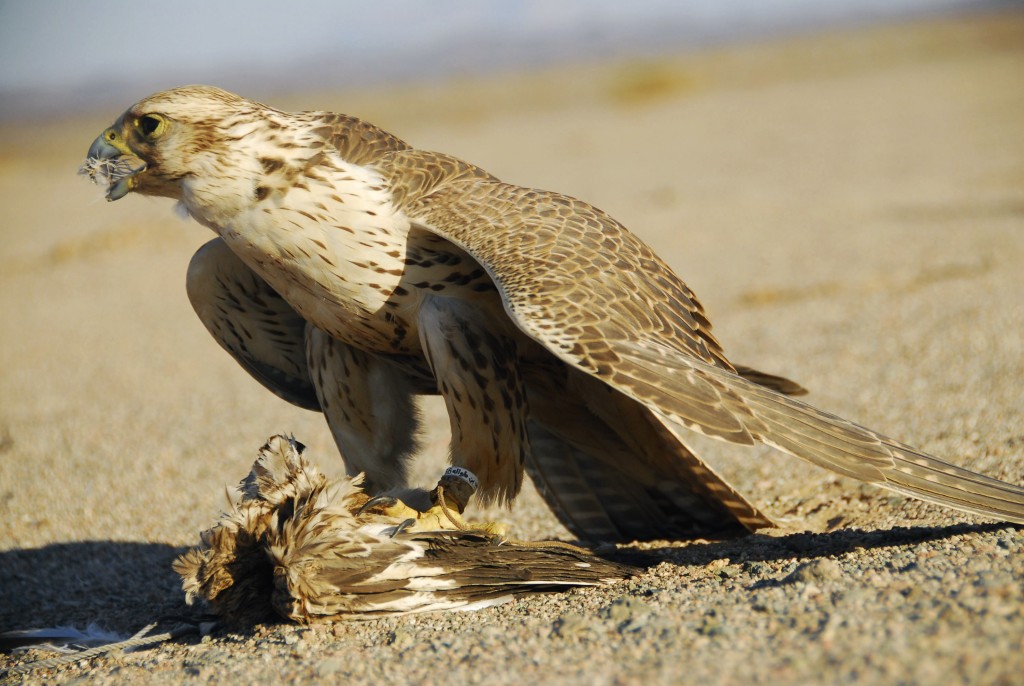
left=611, top=521, right=1016, bottom=570
left=0, top=541, right=190, bottom=635
left=1, top=521, right=1016, bottom=637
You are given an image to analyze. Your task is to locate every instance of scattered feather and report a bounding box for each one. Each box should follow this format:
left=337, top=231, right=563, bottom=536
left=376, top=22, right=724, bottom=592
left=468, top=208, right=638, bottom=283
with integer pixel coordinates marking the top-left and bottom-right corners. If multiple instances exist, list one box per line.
left=0, top=623, right=126, bottom=654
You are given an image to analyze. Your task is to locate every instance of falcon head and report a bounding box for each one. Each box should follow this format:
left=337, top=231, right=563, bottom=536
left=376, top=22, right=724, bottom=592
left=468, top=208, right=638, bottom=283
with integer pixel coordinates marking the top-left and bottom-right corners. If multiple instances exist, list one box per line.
left=82, top=85, right=271, bottom=208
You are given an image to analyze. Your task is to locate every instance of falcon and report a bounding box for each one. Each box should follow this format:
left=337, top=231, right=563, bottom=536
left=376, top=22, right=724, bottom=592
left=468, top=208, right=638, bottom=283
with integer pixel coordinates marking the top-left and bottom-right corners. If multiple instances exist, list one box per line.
left=83, top=85, right=1024, bottom=541
left=174, top=435, right=633, bottom=625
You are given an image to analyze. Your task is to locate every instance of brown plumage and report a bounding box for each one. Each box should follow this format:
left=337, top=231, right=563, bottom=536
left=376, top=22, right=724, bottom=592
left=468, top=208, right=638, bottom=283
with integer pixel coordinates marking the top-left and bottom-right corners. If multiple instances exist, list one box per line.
left=84, top=86, right=1024, bottom=543
left=174, top=435, right=634, bottom=625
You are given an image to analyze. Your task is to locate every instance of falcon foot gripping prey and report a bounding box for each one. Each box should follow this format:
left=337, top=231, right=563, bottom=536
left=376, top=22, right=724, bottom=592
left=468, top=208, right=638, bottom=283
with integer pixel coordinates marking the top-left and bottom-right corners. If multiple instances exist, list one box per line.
left=86, top=86, right=1024, bottom=542
left=359, top=465, right=508, bottom=538
left=174, top=436, right=634, bottom=625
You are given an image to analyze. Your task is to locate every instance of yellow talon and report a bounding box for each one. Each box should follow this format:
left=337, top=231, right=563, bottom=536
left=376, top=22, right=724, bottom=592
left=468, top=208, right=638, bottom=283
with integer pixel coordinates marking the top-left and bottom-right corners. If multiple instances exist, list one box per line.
left=359, top=474, right=508, bottom=539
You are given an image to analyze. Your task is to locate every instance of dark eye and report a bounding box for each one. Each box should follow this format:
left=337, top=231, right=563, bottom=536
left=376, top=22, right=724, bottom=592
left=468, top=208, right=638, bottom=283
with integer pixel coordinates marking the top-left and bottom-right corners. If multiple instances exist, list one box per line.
left=137, top=114, right=164, bottom=138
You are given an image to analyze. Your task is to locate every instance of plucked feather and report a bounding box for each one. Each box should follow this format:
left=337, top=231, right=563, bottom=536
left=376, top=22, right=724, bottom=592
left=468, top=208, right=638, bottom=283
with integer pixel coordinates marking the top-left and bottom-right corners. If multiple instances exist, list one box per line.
left=174, top=436, right=634, bottom=625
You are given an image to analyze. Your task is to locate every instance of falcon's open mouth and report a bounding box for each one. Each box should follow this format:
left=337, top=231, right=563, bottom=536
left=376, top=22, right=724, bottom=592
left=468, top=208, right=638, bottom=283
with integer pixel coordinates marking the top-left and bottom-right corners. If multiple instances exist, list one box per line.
left=81, top=127, right=147, bottom=201
left=79, top=155, right=147, bottom=201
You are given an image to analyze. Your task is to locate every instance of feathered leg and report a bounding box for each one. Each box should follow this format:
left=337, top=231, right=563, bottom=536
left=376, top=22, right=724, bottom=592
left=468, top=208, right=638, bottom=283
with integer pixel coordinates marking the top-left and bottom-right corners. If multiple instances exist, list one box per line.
left=417, top=295, right=530, bottom=505
left=186, top=238, right=319, bottom=410
left=305, top=326, right=424, bottom=492
left=188, top=238, right=425, bottom=494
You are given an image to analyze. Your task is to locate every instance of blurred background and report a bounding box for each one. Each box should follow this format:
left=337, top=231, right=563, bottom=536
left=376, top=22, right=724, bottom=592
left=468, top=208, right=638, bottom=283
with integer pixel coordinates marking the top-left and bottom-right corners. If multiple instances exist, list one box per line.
left=0, top=0, right=1012, bottom=120
left=2, top=5, right=1024, bottom=673
left=1, top=0, right=1022, bottom=544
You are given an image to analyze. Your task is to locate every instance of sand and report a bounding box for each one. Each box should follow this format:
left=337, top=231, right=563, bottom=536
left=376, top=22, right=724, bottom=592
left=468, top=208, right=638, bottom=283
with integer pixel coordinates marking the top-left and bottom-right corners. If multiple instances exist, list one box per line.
left=2, top=12, right=1023, bottom=685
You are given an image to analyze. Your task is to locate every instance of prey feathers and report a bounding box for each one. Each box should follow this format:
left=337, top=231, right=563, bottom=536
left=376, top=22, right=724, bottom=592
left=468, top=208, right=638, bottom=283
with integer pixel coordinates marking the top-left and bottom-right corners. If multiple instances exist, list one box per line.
left=174, top=436, right=634, bottom=625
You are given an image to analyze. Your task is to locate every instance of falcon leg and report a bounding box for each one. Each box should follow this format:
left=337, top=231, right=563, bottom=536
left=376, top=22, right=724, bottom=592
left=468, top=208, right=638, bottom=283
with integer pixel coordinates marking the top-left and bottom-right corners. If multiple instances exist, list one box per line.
left=306, top=326, right=422, bottom=493
left=186, top=238, right=319, bottom=410
left=189, top=238, right=424, bottom=495
left=359, top=486, right=506, bottom=538
left=417, top=295, right=530, bottom=506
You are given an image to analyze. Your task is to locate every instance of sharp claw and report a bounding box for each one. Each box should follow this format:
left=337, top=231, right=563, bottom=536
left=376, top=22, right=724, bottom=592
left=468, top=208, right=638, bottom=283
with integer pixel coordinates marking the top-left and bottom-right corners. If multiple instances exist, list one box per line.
left=355, top=480, right=509, bottom=538
left=390, top=518, right=416, bottom=538
left=357, top=495, right=399, bottom=516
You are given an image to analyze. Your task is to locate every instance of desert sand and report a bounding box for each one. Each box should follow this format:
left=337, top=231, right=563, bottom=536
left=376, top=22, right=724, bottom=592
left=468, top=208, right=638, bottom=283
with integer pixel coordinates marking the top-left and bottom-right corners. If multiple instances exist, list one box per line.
left=1, top=12, right=1023, bottom=685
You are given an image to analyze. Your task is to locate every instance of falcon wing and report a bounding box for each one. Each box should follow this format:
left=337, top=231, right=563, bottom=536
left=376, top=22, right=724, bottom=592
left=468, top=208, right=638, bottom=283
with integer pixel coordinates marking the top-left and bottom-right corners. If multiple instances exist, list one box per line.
left=383, top=151, right=736, bottom=372
left=306, top=110, right=412, bottom=164
left=384, top=152, right=1024, bottom=527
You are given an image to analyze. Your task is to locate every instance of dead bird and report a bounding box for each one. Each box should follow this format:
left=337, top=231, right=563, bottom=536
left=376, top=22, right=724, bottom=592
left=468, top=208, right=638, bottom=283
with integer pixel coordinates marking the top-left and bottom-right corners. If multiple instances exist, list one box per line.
left=174, top=435, right=634, bottom=625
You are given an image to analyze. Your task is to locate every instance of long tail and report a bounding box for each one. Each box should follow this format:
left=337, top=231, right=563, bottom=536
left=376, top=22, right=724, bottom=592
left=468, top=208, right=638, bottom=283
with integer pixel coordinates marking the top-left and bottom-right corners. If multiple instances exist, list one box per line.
left=607, top=340, right=1024, bottom=525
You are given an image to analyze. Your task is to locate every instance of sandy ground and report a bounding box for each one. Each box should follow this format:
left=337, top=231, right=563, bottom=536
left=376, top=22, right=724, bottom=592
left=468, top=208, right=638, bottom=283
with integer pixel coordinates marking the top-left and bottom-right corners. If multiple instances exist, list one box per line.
left=2, top=12, right=1023, bottom=685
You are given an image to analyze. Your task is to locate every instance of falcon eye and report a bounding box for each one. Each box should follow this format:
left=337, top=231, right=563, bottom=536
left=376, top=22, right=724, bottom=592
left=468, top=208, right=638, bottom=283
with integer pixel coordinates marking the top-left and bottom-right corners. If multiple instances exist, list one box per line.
left=136, top=114, right=164, bottom=139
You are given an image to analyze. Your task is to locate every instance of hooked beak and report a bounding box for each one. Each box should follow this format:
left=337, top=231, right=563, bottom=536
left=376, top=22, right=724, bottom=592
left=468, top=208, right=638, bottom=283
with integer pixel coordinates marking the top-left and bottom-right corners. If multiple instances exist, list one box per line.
left=81, top=126, right=146, bottom=201
left=87, top=128, right=128, bottom=160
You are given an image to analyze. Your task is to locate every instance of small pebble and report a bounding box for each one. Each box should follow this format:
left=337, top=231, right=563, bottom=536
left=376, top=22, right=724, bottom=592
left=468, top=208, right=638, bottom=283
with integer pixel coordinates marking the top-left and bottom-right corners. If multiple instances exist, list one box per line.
left=785, top=558, right=843, bottom=584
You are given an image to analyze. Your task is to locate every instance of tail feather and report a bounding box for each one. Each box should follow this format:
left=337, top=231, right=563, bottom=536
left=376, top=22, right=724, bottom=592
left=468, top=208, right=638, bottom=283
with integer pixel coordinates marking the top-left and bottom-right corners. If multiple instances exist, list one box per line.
left=885, top=450, right=1024, bottom=519
left=734, top=364, right=808, bottom=396
left=613, top=340, right=1024, bottom=526
left=524, top=365, right=772, bottom=542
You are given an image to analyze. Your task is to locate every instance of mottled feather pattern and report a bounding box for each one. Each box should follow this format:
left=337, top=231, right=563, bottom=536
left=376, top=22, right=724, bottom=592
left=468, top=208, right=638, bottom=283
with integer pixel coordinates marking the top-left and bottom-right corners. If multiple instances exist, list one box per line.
left=391, top=162, right=1024, bottom=527
left=174, top=436, right=634, bottom=625
left=187, top=239, right=321, bottom=410
left=90, top=86, right=1024, bottom=546
left=399, top=175, right=732, bottom=372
